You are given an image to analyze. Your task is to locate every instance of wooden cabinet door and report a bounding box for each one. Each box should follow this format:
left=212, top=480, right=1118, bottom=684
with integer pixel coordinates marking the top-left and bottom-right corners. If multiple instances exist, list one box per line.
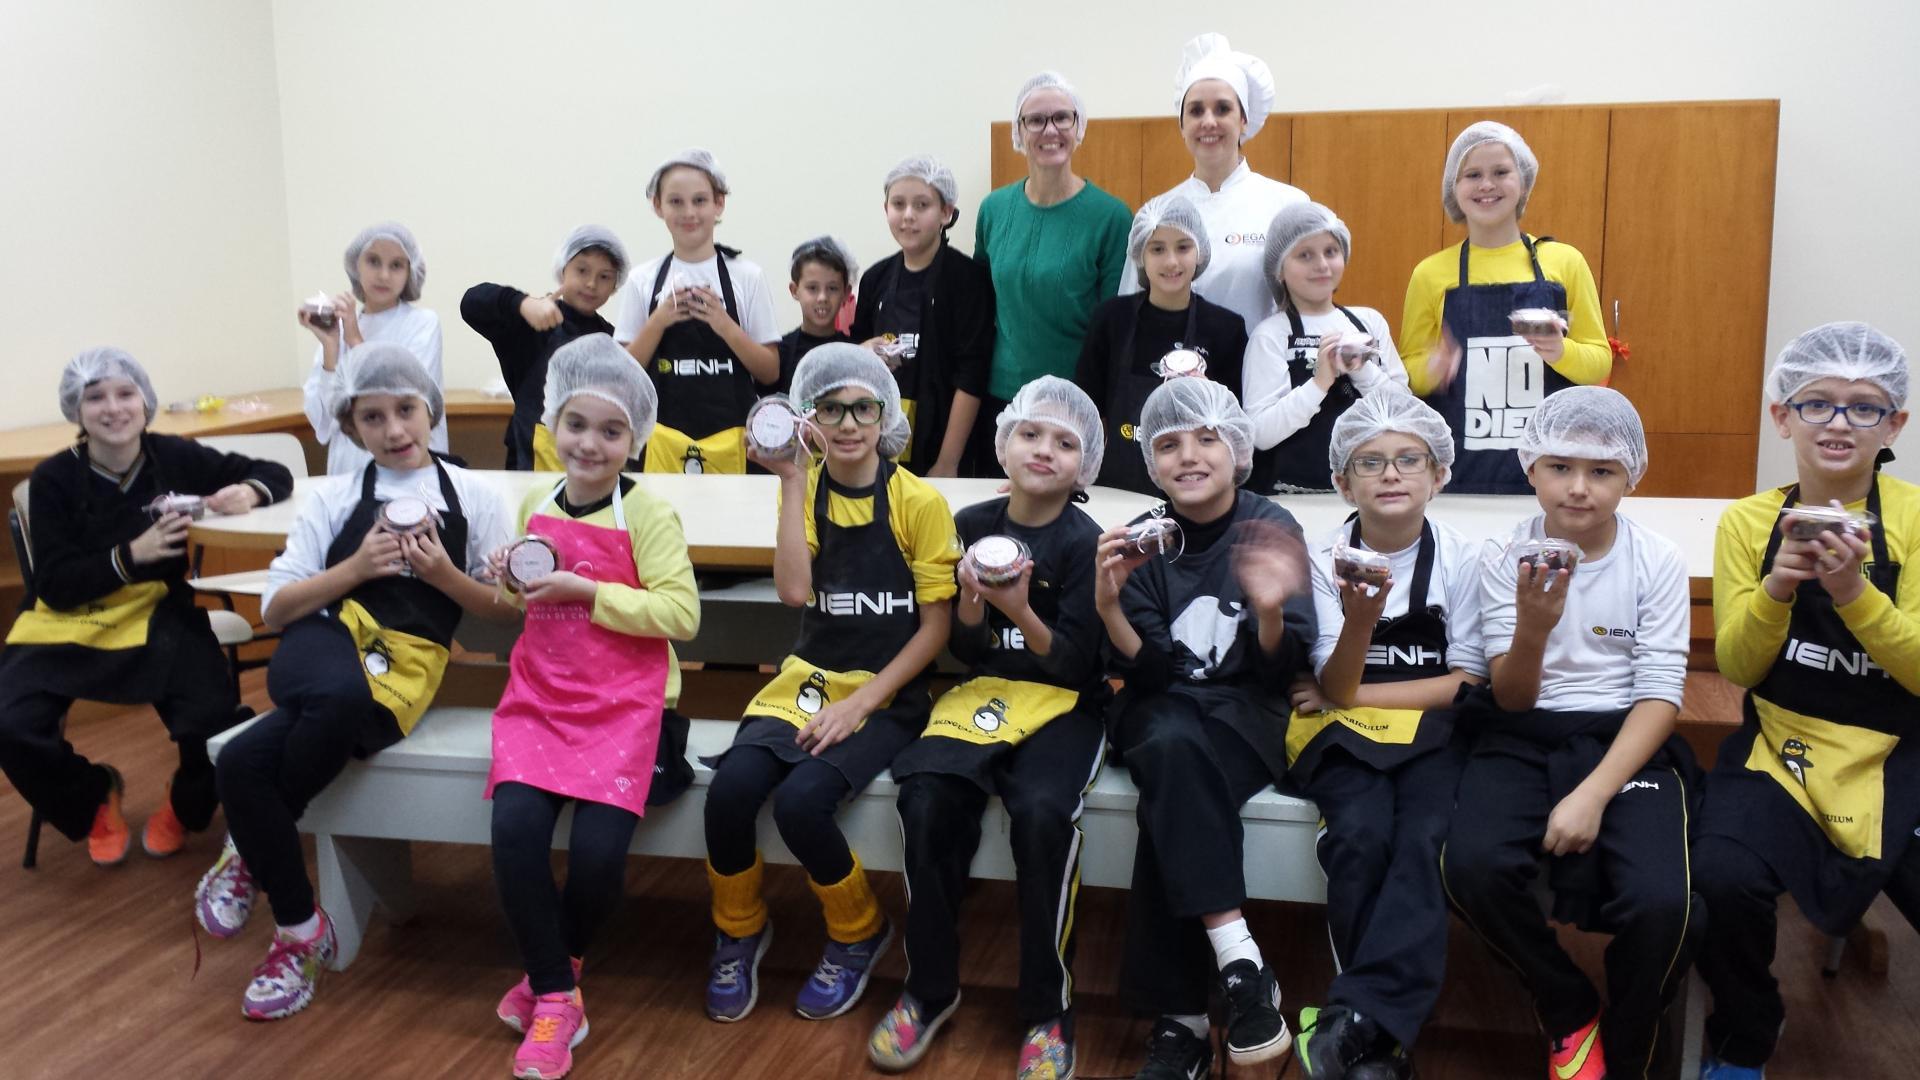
left=991, top=119, right=1145, bottom=208
left=1442, top=107, right=1612, bottom=286
left=1289, top=110, right=1451, bottom=333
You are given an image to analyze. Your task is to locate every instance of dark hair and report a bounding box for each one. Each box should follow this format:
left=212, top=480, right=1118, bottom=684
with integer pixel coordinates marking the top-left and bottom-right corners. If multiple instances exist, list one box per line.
left=790, top=246, right=852, bottom=288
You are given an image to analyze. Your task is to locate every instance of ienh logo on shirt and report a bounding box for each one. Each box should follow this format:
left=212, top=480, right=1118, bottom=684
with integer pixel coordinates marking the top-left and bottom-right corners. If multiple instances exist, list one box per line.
left=1461, top=337, right=1545, bottom=449
left=655, top=357, right=736, bottom=376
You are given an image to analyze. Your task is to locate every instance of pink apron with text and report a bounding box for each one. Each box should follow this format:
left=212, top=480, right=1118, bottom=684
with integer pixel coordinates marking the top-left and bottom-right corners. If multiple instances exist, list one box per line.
left=487, top=481, right=671, bottom=815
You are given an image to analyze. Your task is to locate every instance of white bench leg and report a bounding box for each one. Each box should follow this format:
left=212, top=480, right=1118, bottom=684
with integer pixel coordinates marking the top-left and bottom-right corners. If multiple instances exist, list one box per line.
left=315, top=834, right=414, bottom=971
left=1677, top=968, right=1706, bottom=1078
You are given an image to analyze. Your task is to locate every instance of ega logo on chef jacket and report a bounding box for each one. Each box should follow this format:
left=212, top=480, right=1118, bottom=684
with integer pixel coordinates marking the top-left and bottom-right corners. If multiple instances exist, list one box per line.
left=1221, top=232, right=1266, bottom=245
left=1461, top=337, right=1545, bottom=449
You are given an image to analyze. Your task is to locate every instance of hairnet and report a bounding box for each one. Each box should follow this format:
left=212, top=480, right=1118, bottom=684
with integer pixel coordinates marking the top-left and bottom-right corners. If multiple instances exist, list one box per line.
left=792, top=343, right=910, bottom=459
left=552, top=224, right=631, bottom=291
left=1442, top=121, right=1539, bottom=223
left=332, top=342, right=444, bottom=444
left=1175, top=33, right=1276, bottom=141
left=1011, top=71, right=1089, bottom=153
left=1129, top=194, right=1212, bottom=289
left=60, top=347, right=156, bottom=424
left=994, top=375, right=1106, bottom=490
left=1263, top=201, right=1352, bottom=309
left=1516, top=386, right=1648, bottom=485
left=541, top=333, right=658, bottom=447
left=1767, top=321, right=1909, bottom=411
left=1328, top=387, right=1456, bottom=489
left=343, top=221, right=425, bottom=303
left=1137, top=377, right=1255, bottom=488
left=646, top=147, right=730, bottom=200
left=789, top=235, right=859, bottom=289
left=883, top=155, right=959, bottom=210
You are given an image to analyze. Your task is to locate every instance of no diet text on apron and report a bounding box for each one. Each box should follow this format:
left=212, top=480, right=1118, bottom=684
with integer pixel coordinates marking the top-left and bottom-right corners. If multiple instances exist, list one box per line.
left=1251, top=305, right=1371, bottom=495
left=1097, top=294, right=1200, bottom=495
left=643, top=251, right=756, bottom=475
left=870, top=255, right=942, bottom=467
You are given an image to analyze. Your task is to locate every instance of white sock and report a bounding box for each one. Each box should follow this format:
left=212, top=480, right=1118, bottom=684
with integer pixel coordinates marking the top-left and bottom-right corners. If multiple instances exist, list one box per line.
left=1206, top=918, right=1264, bottom=971
left=277, top=911, right=322, bottom=941
left=1168, top=1013, right=1210, bottom=1040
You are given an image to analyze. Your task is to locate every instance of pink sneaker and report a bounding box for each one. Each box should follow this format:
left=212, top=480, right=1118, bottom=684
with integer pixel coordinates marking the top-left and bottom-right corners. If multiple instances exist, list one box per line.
left=512, top=990, right=587, bottom=1079
left=195, top=834, right=256, bottom=938
left=241, top=909, right=337, bottom=1021
left=498, top=957, right=585, bottom=1034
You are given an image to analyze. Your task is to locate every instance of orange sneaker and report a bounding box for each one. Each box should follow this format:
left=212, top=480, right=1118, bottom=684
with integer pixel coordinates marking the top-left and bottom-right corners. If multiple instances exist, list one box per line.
left=88, top=766, right=130, bottom=867
left=142, top=785, right=187, bottom=858
left=1548, top=1015, right=1606, bottom=1080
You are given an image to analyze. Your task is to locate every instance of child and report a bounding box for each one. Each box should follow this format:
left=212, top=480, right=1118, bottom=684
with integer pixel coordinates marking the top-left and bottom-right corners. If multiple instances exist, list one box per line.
left=870, top=376, right=1108, bottom=1079
left=701, top=343, right=957, bottom=1023
left=300, top=221, right=446, bottom=476
left=616, top=148, right=781, bottom=474
left=1693, top=323, right=1917, bottom=1080
left=1074, top=194, right=1247, bottom=496
left=463, top=225, right=630, bottom=470
left=852, top=156, right=995, bottom=477
left=1093, top=377, right=1315, bottom=1076
left=483, top=335, right=701, bottom=1079
left=193, top=345, right=511, bottom=1020
left=1397, top=121, right=1611, bottom=494
left=1244, top=202, right=1409, bottom=494
left=771, top=235, right=858, bottom=395
left=1440, top=387, right=1697, bottom=1080
left=1282, top=391, right=1483, bottom=1080
left=0, top=349, right=291, bottom=866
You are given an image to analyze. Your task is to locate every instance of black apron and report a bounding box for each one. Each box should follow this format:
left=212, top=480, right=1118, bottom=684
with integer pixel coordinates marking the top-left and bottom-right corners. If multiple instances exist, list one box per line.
left=642, top=252, right=756, bottom=474
left=723, top=461, right=931, bottom=788
left=1285, top=519, right=1455, bottom=782
left=1251, top=306, right=1372, bottom=495
left=1095, top=294, right=1199, bottom=496
left=1697, top=479, right=1920, bottom=933
left=872, top=254, right=943, bottom=468
left=1428, top=236, right=1573, bottom=494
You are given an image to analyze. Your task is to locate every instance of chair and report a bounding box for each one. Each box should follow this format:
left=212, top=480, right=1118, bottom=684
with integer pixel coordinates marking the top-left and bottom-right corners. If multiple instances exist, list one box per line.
left=190, top=433, right=309, bottom=696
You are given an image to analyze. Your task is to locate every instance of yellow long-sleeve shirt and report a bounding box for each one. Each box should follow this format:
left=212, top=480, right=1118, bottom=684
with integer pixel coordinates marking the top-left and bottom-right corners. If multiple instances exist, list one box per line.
left=785, top=464, right=961, bottom=605
left=1398, top=237, right=1611, bottom=396
left=1713, top=476, right=1920, bottom=696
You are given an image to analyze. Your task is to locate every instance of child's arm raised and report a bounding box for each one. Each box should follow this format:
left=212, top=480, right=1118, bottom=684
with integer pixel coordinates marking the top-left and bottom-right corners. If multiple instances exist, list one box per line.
left=797, top=599, right=951, bottom=756
left=761, top=450, right=812, bottom=606
left=1093, top=525, right=1153, bottom=662
left=1819, top=523, right=1920, bottom=695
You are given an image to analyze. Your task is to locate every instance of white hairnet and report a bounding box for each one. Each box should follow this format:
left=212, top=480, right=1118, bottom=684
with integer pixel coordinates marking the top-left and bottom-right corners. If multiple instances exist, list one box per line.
left=792, top=343, right=910, bottom=459
left=1137, top=377, right=1255, bottom=488
left=646, top=147, right=730, bottom=200
left=60, top=347, right=156, bottom=424
left=332, top=342, right=444, bottom=443
left=541, top=333, right=658, bottom=447
left=1328, top=387, right=1456, bottom=489
left=1011, top=71, right=1089, bottom=153
left=994, top=375, right=1106, bottom=490
left=1263, top=202, right=1352, bottom=309
left=789, top=235, right=859, bottom=289
left=883, top=155, right=959, bottom=210
left=1767, top=321, right=1909, bottom=410
left=1175, top=33, right=1276, bottom=141
left=1516, top=386, right=1648, bottom=485
left=343, top=221, right=425, bottom=303
left=1129, top=194, right=1212, bottom=289
left=1443, top=121, right=1539, bottom=223
left=553, top=224, right=631, bottom=291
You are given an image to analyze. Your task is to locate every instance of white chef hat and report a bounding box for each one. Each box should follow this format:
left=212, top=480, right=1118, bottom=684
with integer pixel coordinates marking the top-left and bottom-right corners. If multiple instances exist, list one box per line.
left=1175, top=33, right=1276, bottom=141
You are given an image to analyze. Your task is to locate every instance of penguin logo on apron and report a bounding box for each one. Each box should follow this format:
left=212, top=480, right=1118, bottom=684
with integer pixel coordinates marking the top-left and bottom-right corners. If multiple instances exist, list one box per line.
left=1780, top=737, right=1816, bottom=788
left=795, top=670, right=829, bottom=715
left=683, top=445, right=706, bottom=475
left=972, top=697, right=1009, bottom=734
left=363, top=638, right=393, bottom=678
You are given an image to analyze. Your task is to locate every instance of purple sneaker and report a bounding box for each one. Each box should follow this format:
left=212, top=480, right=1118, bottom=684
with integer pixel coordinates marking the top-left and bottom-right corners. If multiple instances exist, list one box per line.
left=241, top=909, right=338, bottom=1021
left=796, top=919, right=892, bottom=1020
left=706, top=923, right=772, bottom=1022
left=195, top=834, right=257, bottom=938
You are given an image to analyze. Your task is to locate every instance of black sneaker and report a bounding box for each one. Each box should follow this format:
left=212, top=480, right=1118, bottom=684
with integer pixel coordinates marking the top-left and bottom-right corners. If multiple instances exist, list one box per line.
left=1135, top=1017, right=1212, bottom=1080
left=1219, top=959, right=1291, bottom=1066
left=1298, top=1005, right=1382, bottom=1080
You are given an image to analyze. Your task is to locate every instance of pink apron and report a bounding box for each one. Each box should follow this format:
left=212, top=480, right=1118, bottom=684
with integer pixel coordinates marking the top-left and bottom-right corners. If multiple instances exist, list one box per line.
left=487, top=480, right=671, bottom=815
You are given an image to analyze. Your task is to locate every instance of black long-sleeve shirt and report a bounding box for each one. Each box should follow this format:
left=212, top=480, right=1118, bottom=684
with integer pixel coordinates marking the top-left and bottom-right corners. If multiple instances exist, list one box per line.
left=947, top=497, right=1105, bottom=696
left=460, top=283, right=614, bottom=467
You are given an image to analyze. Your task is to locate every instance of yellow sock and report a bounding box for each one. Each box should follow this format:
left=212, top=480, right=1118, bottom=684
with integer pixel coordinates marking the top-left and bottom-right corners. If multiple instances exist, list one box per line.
left=809, top=854, right=885, bottom=944
left=708, top=855, right=767, bottom=939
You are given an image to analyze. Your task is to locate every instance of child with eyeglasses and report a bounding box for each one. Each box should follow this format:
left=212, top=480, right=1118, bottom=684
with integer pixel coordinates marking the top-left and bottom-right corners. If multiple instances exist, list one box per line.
left=701, top=344, right=958, bottom=1025
left=1691, top=324, right=1917, bottom=1080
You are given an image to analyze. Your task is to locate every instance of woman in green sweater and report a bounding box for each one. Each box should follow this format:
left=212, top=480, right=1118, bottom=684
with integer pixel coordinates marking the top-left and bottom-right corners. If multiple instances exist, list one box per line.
left=972, top=70, right=1133, bottom=470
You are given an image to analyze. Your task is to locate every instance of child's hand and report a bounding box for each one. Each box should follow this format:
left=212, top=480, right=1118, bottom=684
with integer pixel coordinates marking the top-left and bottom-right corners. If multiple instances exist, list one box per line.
left=296, top=302, right=335, bottom=343
left=1289, top=675, right=1333, bottom=715
left=1426, top=326, right=1464, bottom=393
left=1543, top=785, right=1608, bottom=856
left=332, top=291, right=363, bottom=345
left=1233, top=521, right=1309, bottom=615
left=348, top=526, right=406, bottom=583
left=1094, top=526, right=1152, bottom=610
left=204, top=483, right=262, bottom=516
left=1512, top=561, right=1571, bottom=634
left=521, top=569, right=599, bottom=606
left=1312, top=331, right=1348, bottom=391
left=970, top=559, right=1034, bottom=620
left=399, top=521, right=453, bottom=585
left=747, top=442, right=803, bottom=479
left=128, top=512, right=191, bottom=565
left=519, top=295, right=564, bottom=331
left=484, top=545, right=512, bottom=586
left=1522, top=327, right=1566, bottom=364
left=1336, top=573, right=1394, bottom=623
left=796, top=697, right=870, bottom=756
left=925, top=459, right=960, bottom=478
left=1764, top=528, right=1823, bottom=603
left=685, top=286, right=741, bottom=335
left=1811, top=518, right=1871, bottom=607
left=647, top=290, right=696, bottom=331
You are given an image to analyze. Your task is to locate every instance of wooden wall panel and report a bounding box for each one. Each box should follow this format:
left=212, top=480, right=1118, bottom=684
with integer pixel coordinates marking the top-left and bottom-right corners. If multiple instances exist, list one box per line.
left=1641, top=433, right=1763, bottom=497
left=1442, top=107, right=1612, bottom=286
left=989, top=119, right=1144, bottom=208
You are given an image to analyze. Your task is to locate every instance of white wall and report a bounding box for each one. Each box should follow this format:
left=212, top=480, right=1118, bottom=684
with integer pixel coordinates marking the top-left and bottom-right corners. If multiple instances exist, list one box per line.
left=0, top=0, right=292, bottom=431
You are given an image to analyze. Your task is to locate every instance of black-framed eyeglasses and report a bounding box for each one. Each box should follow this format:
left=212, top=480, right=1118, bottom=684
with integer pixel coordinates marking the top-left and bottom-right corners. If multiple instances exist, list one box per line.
left=1348, top=451, right=1434, bottom=477
left=811, top=399, right=885, bottom=426
left=1786, top=399, right=1892, bottom=429
left=1019, top=110, right=1078, bottom=134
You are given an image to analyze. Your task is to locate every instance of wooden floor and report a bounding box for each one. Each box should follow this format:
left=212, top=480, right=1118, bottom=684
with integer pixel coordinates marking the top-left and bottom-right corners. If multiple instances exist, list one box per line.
left=4, top=683, right=1917, bottom=1080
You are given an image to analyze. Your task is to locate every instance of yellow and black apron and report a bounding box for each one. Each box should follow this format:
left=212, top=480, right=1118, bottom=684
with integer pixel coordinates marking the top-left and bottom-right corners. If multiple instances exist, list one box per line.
left=1249, top=305, right=1371, bottom=495
left=641, top=251, right=755, bottom=475
left=1094, top=294, right=1199, bottom=497
left=869, top=254, right=940, bottom=466
left=1698, top=478, right=1919, bottom=933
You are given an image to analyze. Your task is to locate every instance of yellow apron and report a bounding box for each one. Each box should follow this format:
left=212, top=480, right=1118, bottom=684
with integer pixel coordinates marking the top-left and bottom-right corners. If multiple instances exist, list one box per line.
left=530, top=423, right=565, bottom=472
left=745, top=655, right=895, bottom=731
left=925, top=675, right=1080, bottom=748
left=335, top=597, right=450, bottom=735
left=894, top=399, right=920, bottom=464
left=644, top=423, right=747, bottom=475
left=1285, top=705, right=1426, bottom=767
left=5, top=582, right=167, bottom=651
left=1746, top=699, right=1897, bottom=861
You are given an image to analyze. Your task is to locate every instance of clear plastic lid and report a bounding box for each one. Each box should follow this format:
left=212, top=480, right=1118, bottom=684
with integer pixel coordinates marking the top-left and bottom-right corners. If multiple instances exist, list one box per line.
left=657, top=269, right=696, bottom=305
left=1331, top=538, right=1392, bottom=593
left=382, top=496, right=433, bottom=531
left=505, top=535, right=559, bottom=589
left=1328, top=337, right=1381, bottom=363
left=967, top=534, right=1030, bottom=585
left=1509, top=308, right=1569, bottom=335
left=1124, top=516, right=1186, bottom=560
left=746, top=398, right=802, bottom=453
left=1512, top=537, right=1584, bottom=572
left=303, top=291, right=335, bottom=312
left=1779, top=504, right=1878, bottom=540
left=1151, top=348, right=1208, bottom=381
left=145, top=492, right=205, bottom=519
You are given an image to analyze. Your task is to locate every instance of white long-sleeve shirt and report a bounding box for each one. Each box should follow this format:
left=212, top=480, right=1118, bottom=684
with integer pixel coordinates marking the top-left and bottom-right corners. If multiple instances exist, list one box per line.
left=1243, top=305, right=1409, bottom=451
left=1309, top=517, right=1487, bottom=679
left=1479, top=513, right=1689, bottom=713
left=301, top=301, right=447, bottom=476
left=1119, top=160, right=1308, bottom=333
